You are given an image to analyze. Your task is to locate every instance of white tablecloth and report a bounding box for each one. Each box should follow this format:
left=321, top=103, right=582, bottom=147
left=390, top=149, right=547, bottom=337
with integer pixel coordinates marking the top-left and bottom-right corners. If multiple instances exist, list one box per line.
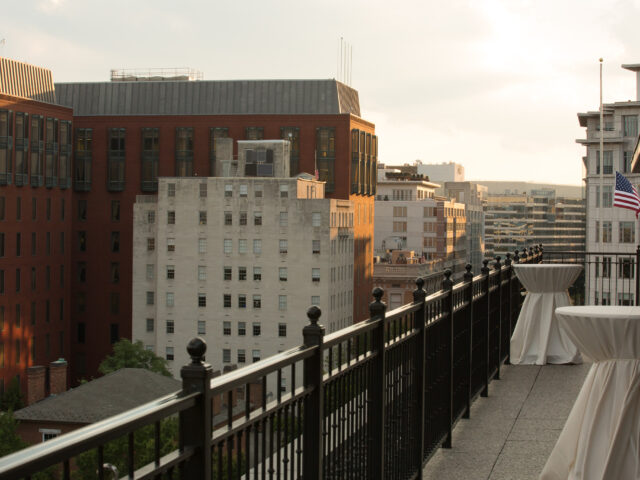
left=510, top=264, right=583, bottom=365
left=540, top=306, right=640, bottom=480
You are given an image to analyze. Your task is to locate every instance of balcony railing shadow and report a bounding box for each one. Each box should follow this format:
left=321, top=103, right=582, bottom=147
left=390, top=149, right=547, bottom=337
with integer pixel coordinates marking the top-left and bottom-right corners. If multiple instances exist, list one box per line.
left=0, top=247, right=549, bottom=480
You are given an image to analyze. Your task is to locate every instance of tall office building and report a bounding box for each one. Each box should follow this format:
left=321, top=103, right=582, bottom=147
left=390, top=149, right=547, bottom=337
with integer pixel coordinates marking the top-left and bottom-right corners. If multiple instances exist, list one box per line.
left=132, top=140, right=354, bottom=379
left=578, top=63, right=640, bottom=305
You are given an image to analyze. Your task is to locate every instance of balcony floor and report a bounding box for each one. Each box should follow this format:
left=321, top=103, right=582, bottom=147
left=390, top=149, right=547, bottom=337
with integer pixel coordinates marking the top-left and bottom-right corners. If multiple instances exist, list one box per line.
left=423, top=361, right=592, bottom=480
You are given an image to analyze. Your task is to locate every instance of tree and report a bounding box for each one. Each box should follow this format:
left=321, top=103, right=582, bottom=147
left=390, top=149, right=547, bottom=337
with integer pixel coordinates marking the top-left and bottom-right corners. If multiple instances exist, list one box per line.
left=0, top=410, right=27, bottom=458
left=0, top=377, right=24, bottom=411
left=98, top=339, right=171, bottom=377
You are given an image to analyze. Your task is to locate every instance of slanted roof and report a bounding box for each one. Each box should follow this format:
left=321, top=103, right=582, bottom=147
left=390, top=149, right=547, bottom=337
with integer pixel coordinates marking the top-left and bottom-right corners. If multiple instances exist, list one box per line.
left=55, top=79, right=361, bottom=117
left=14, top=369, right=180, bottom=424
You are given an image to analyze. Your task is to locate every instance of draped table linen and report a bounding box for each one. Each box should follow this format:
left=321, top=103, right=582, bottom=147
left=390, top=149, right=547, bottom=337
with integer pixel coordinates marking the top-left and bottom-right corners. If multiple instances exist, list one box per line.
left=510, top=264, right=583, bottom=365
left=540, top=306, right=640, bottom=480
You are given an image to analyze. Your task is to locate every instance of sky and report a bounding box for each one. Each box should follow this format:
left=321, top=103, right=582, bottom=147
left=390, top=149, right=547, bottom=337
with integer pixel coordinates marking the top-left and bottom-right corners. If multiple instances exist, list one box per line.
left=3, top=0, right=640, bottom=186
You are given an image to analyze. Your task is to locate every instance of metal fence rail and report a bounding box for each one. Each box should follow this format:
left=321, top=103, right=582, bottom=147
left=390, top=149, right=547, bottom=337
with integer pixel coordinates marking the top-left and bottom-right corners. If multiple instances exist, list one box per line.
left=0, top=247, right=544, bottom=480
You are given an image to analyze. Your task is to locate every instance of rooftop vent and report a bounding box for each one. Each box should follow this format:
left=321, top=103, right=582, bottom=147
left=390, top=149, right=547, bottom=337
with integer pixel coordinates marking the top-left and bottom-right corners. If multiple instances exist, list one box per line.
left=110, top=68, right=203, bottom=82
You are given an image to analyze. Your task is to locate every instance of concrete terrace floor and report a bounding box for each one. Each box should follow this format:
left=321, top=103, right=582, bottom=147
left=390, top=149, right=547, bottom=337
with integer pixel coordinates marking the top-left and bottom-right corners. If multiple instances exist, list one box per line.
left=422, top=361, right=592, bottom=480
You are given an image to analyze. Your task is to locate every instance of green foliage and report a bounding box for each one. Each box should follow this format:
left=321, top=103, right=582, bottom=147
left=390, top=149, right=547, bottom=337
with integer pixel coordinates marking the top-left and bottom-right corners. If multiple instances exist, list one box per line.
left=98, top=339, right=171, bottom=377
left=0, top=377, right=24, bottom=411
left=74, top=417, right=178, bottom=479
left=0, top=410, right=27, bottom=458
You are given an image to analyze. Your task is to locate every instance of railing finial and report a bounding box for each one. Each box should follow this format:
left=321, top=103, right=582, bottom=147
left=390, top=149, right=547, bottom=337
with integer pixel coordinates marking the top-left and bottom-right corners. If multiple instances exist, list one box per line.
left=464, top=264, right=473, bottom=282
left=481, top=259, right=490, bottom=275
left=307, top=305, right=321, bottom=325
left=494, top=256, right=502, bottom=270
left=513, top=249, right=519, bottom=263
left=186, top=337, right=207, bottom=365
left=369, top=287, right=386, bottom=319
left=303, top=306, right=324, bottom=347
left=505, top=253, right=512, bottom=266
left=413, top=277, right=426, bottom=303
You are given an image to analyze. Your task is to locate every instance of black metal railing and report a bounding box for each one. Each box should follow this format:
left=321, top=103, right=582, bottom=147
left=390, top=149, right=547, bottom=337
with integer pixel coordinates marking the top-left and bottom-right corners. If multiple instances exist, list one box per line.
left=0, top=248, right=544, bottom=480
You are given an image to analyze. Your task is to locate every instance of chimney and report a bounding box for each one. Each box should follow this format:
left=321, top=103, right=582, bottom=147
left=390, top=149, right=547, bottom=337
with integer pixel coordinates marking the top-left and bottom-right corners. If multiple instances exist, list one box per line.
left=27, top=366, right=46, bottom=405
left=49, top=359, right=68, bottom=395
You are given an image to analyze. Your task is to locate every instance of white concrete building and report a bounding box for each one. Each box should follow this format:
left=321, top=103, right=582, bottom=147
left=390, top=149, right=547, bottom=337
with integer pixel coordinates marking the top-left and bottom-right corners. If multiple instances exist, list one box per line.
left=132, top=141, right=354, bottom=383
left=578, top=63, right=640, bottom=305
left=416, top=162, right=465, bottom=183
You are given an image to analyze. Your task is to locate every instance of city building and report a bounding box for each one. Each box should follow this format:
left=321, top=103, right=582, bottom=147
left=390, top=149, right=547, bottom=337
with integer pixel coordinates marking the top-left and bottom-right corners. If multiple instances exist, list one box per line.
left=132, top=141, right=354, bottom=381
left=0, top=58, right=73, bottom=398
left=484, top=189, right=585, bottom=258
left=51, top=73, right=376, bottom=383
left=374, top=172, right=467, bottom=279
left=578, top=63, right=640, bottom=305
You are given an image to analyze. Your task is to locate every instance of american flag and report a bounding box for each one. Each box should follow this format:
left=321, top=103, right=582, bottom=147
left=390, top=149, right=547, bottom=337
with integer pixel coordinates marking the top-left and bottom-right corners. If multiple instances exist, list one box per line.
left=613, top=171, right=640, bottom=217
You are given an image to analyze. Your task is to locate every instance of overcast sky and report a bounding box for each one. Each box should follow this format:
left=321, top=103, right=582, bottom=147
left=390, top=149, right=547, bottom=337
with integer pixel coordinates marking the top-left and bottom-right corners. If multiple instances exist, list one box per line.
left=3, top=0, right=640, bottom=186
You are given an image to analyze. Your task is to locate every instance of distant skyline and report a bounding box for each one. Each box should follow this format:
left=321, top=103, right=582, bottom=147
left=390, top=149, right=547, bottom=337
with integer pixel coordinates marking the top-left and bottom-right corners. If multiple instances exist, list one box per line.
left=3, top=0, right=640, bottom=186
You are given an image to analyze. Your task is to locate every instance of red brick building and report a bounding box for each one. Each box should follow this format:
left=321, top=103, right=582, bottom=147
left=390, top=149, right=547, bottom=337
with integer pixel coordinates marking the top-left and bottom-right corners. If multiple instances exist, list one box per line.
left=0, top=58, right=73, bottom=397
left=53, top=76, right=378, bottom=382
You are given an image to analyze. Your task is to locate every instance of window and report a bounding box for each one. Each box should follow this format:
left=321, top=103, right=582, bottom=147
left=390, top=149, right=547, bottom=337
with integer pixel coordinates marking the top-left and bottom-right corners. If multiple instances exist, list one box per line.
left=602, top=221, right=612, bottom=243
left=311, top=296, right=320, bottom=306
left=393, top=221, right=407, bottom=232
left=238, top=322, right=246, bottom=336
left=254, top=211, right=262, bottom=226
left=252, top=350, right=261, bottom=363
left=223, top=349, right=231, bottom=363
left=254, top=185, right=263, bottom=198
left=168, top=183, right=176, bottom=197
left=238, top=294, right=246, bottom=308
left=110, top=293, right=120, bottom=315
left=253, top=239, right=262, bottom=254
left=240, top=212, right=247, bottom=225
left=279, top=239, right=288, bottom=254
left=210, top=127, right=228, bottom=174
left=199, top=211, right=207, bottom=225
left=167, top=238, right=175, bottom=252
left=147, top=211, right=156, bottom=224
left=253, top=295, right=261, bottom=309
left=602, top=257, right=612, bottom=278
left=624, top=115, right=638, bottom=137
left=619, top=257, right=635, bottom=279
left=198, top=293, right=206, bottom=307
left=239, top=184, right=248, bottom=197
left=238, top=239, right=248, bottom=254
left=316, top=127, right=336, bottom=192
left=223, top=294, right=231, bottom=308
left=253, top=267, right=262, bottom=281
left=111, top=262, right=119, bottom=283
left=596, top=150, right=613, bottom=175
left=41, top=429, right=61, bottom=443
left=111, top=231, right=120, bottom=252
left=278, top=323, right=287, bottom=337
left=312, top=212, right=321, bottom=227
left=238, top=267, right=247, bottom=281
left=175, top=128, right=194, bottom=176
left=31, top=232, right=37, bottom=255
left=15, top=233, right=19, bottom=256
left=278, top=295, right=287, bottom=311
left=198, top=238, right=207, bottom=254
left=393, top=206, right=407, bottom=217
left=199, top=183, right=207, bottom=197
left=623, top=151, right=633, bottom=173
left=197, top=320, right=206, bottom=335
left=166, top=319, right=174, bottom=334
left=279, top=184, right=289, bottom=198
left=595, top=221, right=600, bottom=243
left=147, top=291, right=155, bottom=305
left=166, top=292, right=174, bottom=307
left=253, top=322, right=261, bottom=336
left=146, top=318, right=154, bottom=332
left=167, top=211, right=176, bottom=225
left=312, top=240, right=321, bottom=254
left=224, top=184, right=233, bottom=198
left=223, top=321, right=231, bottom=335
left=224, top=267, right=232, bottom=281
left=602, top=186, right=612, bottom=208
left=237, top=349, right=246, bottom=363
left=147, top=238, right=155, bottom=251
left=0, top=197, right=4, bottom=220
left=141, top=128, right=159, bottom=192
left=224, top=211, right=232, bottom=225
left=279, top=267, right=287, bottom=281
left=107, top=128, right=126, bottom=191
left=278, top=211, right=288, bottom=227
left=77, top=200, right=87, bottom=221
left=74, top=128, right=92, bottom=192
left=198, top=265, right=206, bottom=281
left=166, top=265, right=175, bottom=279
left=0, top=111, right=11, bottom=185
left=166, top=347, right=174, bottom=361
left=620, top=222, right=635, bottom=243
left=312, top=268, right=320, bottom=282
left=245, top=127, right=264, bottom=140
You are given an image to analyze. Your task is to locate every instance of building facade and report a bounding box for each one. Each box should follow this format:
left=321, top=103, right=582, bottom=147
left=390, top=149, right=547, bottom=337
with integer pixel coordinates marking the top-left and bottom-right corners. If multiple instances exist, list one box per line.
left=578, top=63, right=639, bottom=305
left=53, top=77, right=377, bottom=382
left=0, top=58, right=73, bottom=398
left=132, top=170, right=354, bottom=380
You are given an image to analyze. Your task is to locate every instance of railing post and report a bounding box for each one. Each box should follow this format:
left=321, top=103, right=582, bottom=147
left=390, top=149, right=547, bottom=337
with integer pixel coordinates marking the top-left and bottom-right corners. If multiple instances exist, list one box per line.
left=442, top=269, right=454, bottom=449
left=494, top=256, right=502, bottom=380
left=179, top=338, right=213, bottom=480
left=367, top=288, right=387, bottom=480
left=463, top=264, right=473, bottom=419
left=413, top=278, right=427, bottom=478
left=635, top=245, right=640, bottom=306
left=504, top=253, right=513, bottom=365
left=539, top=244, right=544, bottom=263
left=513, top=249, right=520, bottom=264
left=303, top=306, right=325, bottom=480
left=481, top=259, right=491, bottom=397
